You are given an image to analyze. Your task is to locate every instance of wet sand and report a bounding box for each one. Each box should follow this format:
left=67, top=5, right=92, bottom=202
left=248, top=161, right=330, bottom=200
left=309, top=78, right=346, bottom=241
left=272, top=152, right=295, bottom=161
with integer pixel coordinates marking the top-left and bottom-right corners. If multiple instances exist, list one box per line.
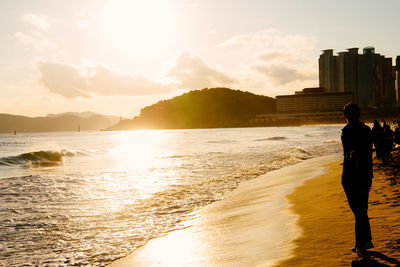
left=279, top=152, right=400, bottom=266
left=109, top=152, right=400, bottom=266
left=109, top=155, right=340, bottom=266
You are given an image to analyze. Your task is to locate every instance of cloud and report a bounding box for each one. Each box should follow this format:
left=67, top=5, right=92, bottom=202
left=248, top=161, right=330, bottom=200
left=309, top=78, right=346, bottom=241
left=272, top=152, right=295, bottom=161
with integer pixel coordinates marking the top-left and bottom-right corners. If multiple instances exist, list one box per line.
left=221, top=28, right=317, bottom=52
left=258, top=52, right=312, bottom=65
left=37, top=61, right=89, bottom=98
left=254, top=65, right=316, bottom=85
left=13, top=32, right=55, bottom=51
left=255, top=51, right=317, bottom=85
left=217, top=28, right=318, bottom=88
left=51, top=49, right=69, bottom=60
left=23, top=14, right=50, bottom=30
left=90, top=65, right=172, bottom=95
left=167, top=52, right=237, bottom=89
left=37, top=61, right=172, bottom=98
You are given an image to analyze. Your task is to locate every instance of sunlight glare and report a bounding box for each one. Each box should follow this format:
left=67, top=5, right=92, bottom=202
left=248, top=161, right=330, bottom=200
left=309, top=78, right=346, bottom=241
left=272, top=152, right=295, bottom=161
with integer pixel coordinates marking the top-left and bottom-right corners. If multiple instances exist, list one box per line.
left=110, top=130, right=165, bottom=171
left=100, top=0, right=176, bottom=56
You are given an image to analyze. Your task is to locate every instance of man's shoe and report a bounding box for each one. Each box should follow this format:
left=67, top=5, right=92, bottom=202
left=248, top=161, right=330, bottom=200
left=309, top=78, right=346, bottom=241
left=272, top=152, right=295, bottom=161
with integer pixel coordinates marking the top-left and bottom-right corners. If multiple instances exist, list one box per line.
left=352, top=241, right=374, bottom=252
left=356, top=248, right=370, bottom=260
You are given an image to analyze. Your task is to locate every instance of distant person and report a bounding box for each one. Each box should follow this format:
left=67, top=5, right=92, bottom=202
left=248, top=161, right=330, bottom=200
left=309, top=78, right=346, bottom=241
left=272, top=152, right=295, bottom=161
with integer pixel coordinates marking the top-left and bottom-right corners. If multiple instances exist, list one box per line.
left=394, top=121, right=400, bottom=145
left=383, top=123, right=394, bottom=162
left=371, top=120, right=384, bottom=161
left=341, top=103, right=374, bottom=259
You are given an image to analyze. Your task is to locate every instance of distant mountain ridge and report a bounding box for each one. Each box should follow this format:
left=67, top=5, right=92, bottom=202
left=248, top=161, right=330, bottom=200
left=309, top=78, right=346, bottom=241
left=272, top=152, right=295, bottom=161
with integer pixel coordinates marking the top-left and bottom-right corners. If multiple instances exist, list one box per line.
left=0, top=112, right=119, bottom=133
left=46, top=111, right=119, bottom=121
left=106, top=87, right=276, bottom=131
left=46, top=111, right=97, bottom=118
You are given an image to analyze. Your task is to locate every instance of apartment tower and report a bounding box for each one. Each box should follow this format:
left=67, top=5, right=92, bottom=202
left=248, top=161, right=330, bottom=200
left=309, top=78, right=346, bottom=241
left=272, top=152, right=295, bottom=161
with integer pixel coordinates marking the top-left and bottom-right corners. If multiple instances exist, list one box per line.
left=319, top=47, right=397, bottom=108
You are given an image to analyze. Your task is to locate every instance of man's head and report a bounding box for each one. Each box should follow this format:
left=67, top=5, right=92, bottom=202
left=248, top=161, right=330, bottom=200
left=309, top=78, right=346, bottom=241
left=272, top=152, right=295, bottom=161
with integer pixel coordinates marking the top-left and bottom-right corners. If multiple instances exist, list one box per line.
left=343, top=103, right=360, bottom=125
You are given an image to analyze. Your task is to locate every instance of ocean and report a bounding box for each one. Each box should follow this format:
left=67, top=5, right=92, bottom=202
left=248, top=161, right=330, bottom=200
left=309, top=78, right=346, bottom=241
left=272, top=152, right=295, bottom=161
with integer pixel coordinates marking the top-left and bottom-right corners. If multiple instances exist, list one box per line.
left=0, top=126, right=343, bottom=266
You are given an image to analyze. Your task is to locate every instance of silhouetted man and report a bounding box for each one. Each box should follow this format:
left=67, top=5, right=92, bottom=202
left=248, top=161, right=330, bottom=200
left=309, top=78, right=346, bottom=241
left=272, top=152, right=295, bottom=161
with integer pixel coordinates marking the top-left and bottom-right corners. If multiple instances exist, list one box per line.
left=341, top=103, right=373, bottom=259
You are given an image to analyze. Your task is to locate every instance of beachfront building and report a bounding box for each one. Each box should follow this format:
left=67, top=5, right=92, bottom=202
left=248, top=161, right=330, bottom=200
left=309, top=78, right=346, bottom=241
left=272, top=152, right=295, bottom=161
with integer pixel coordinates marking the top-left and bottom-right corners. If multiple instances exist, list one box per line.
left=251, top=87, right=353, bottom=124
left=319, top=47, right=397, bottom=109
left=273, top=87, right=353, bottom=122
left=277, top=87, right=352, bottom=114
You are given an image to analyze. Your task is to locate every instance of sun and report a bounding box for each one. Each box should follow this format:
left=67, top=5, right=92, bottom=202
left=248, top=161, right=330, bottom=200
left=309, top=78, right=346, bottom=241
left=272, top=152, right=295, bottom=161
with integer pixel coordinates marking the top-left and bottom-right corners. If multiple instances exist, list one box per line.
left=100, top=0, right=176, bottom=57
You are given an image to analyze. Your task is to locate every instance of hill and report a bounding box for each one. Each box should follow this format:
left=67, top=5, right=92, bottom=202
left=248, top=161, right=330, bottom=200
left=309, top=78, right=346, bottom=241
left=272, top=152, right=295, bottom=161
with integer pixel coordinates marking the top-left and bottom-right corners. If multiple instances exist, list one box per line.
left=105, top=87, right=276, bottom=130
left=46, top=111, right=119, bottom=121
left=0, top=113, right=119, bottom=133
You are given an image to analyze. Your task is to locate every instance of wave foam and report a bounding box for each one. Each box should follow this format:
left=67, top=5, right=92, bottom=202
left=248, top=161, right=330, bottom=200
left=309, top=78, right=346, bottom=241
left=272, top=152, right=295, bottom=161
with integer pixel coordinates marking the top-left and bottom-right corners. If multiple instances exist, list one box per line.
left=0, top=149, right=77, bottom=167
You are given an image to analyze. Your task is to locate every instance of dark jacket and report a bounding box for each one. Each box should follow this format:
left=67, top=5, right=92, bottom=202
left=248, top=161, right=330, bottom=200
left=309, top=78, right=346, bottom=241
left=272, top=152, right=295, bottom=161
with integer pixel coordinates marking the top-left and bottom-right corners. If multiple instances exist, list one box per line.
left=341, top=122, right=373, bottom=187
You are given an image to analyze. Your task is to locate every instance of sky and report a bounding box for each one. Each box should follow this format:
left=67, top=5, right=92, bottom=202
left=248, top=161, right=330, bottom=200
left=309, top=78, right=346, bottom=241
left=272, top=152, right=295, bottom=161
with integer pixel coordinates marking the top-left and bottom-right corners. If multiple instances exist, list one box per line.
left=1, top=0, right=400, bottom=117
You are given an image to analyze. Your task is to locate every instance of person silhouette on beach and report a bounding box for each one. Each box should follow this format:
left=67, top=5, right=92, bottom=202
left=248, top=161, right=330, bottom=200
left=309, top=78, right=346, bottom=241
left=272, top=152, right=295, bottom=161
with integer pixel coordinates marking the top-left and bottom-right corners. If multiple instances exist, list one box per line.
left=341, top=103, right=374, bottom=259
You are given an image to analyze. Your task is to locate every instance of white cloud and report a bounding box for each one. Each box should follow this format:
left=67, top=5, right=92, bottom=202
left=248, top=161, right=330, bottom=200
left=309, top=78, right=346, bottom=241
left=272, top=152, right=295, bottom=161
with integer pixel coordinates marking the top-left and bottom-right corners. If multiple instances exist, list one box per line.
left=217, top=28, right=318, bottom=90
left=258, top=51, right=313, bottom=66
left=90, top=65, right=172, bottom=95
left=255, top=51, right=317, bottom=85
left=23, top=13, right=50, bottom=30
left=13, top=32, right=55, bottom=51
left=221, top=28, right=317, bottom=52
left=51, top=49, right=69, bottom=60
left=167, top=52, right=237, bottom=89
left=254, top=65, right=316, bottom=85
left=37, top=61, right=173, bottom=98
left=37, top=61, right=89, bottom=98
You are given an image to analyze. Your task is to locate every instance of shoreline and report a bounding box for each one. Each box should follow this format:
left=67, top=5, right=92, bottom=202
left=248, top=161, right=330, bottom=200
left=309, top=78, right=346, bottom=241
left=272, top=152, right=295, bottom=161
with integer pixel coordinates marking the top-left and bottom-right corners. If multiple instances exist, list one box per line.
left=276, top=160, right=354, bottom=266
left=109, top=154, right=341, bottom=266
left=109, top=152, right=400, bottom=266
left=278, top=152, right=400, bottom=266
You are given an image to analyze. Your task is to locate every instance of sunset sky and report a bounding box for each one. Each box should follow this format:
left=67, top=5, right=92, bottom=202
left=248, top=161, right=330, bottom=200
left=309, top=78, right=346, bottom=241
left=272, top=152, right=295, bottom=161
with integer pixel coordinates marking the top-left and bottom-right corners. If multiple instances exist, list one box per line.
left=1, top=0, right=399, bottom=117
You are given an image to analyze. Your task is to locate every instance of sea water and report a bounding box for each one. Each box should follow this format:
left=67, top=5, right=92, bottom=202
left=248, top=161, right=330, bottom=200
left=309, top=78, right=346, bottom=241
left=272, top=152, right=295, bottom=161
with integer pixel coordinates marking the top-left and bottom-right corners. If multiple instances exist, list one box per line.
left=0, top=126, right=343, bottom=266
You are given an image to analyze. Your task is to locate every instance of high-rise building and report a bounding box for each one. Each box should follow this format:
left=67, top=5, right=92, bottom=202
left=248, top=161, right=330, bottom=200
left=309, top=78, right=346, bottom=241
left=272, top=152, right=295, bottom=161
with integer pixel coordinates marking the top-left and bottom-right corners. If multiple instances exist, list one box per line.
left=336, top=48, right=359, bottom=103
left=319, top=49, right=338, bottom=93
left=319, top=47, right=397, bottom=109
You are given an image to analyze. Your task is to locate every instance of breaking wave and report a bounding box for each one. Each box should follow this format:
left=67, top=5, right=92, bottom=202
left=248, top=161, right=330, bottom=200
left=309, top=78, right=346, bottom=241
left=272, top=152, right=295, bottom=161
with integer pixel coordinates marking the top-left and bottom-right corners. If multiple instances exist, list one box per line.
left=0, top=149, right=79, bottom=167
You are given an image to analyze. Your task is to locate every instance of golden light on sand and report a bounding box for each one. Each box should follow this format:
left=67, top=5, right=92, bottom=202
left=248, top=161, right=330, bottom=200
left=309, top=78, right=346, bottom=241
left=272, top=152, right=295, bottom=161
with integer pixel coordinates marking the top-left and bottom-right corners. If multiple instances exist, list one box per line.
left=100, top=0, right=176, bottom=55
left=138, top=228, right=206, bottom=267
left=110, top=225, right=210, bottom=267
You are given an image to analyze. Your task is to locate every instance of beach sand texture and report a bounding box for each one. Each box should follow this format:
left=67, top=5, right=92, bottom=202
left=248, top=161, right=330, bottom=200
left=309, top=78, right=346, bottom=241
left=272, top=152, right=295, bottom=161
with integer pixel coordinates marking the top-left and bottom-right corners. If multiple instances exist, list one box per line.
left=110, top=153, right=400, bottom=267
left=279, top=153, right=400, bottom=266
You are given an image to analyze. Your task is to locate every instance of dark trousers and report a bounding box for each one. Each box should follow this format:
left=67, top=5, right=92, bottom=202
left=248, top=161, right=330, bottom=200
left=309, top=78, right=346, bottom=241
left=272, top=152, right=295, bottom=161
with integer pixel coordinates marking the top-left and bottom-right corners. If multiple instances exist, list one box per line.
left=342, top=183, right=372, bottom=248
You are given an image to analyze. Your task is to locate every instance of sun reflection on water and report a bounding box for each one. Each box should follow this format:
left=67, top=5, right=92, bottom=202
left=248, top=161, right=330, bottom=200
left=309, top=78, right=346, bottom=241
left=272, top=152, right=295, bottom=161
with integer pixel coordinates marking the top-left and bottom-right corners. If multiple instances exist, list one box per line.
left=110, top=130, right=167, bottom=170
left=95, top=130, right=177, bottom=213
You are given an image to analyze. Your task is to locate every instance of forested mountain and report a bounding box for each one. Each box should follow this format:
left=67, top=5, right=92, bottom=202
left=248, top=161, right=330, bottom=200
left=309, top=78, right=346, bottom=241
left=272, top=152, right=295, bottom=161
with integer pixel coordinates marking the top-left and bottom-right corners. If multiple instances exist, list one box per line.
left=106, top=88, right=276, bottom=130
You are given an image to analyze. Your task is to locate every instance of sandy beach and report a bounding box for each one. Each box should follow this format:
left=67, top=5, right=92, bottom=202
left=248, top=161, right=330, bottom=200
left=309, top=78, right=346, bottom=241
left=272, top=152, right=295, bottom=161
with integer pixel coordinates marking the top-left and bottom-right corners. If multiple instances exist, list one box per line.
left=109, top=155, right=338, bottom=266
left=109, top=152, right=400, bottom=267
left=278, top=153, right=400, bottom=266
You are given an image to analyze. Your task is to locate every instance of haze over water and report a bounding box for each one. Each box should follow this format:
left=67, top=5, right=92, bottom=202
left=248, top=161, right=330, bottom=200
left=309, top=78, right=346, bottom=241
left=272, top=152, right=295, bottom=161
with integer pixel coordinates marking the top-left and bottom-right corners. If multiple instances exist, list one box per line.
left=0, top=126, right=343, bottom=266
